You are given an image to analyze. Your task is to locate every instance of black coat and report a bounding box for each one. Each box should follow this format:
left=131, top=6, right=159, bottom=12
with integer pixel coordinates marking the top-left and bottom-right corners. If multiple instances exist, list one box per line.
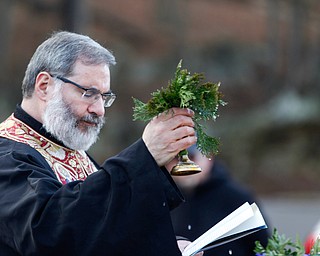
left=0, top=108, right=184, bottom=256
left=171, top=161, right=270, bottom=256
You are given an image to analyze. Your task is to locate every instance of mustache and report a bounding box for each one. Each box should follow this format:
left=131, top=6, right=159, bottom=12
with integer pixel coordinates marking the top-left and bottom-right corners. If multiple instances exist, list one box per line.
left=79, top=114, right=105, bottom=126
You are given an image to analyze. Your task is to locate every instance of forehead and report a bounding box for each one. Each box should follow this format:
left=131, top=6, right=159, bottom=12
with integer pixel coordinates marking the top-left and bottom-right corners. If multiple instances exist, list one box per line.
left=71, top=60, right=111, bottom=91
left=72, top=60, right=110, bottom=79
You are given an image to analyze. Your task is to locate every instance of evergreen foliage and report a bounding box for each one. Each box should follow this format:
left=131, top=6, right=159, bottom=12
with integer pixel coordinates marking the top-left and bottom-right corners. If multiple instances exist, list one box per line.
left=132, top=60, right=226, bottom=157
left=255, top=229, right=320, bottom=256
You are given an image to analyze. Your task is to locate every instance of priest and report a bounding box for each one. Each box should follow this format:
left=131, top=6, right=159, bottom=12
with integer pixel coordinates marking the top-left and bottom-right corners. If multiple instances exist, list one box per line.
left=0, top=31, right=199, bottom=255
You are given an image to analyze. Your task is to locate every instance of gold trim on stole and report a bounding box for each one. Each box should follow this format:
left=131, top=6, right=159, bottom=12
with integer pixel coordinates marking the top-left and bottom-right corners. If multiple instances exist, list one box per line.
left=0, top=114, right=98, bottom=184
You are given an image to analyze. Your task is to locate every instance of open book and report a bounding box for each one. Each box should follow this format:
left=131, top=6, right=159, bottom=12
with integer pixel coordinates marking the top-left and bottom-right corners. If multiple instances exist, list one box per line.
left=182, top=202, right=267, bottom=256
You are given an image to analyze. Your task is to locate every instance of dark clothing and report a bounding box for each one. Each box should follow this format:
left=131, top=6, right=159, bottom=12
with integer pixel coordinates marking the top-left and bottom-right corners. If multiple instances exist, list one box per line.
left=171, top=161, right=269, bottom=256
left=0, top=107, right=184, bottom=255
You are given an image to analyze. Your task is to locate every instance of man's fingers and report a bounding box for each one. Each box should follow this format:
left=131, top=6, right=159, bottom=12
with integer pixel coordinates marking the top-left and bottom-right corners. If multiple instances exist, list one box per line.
left=156, top=108, right=194, bottom=122
left=142, top=107, right=197, bottom=167
left=171, top=126, right=196, bottom=141
left=154, top=112, right=195, bottom=132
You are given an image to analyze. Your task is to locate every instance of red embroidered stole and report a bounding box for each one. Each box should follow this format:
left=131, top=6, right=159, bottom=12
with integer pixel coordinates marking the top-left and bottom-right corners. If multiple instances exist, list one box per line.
left=0, top=114, right=98, bottom=184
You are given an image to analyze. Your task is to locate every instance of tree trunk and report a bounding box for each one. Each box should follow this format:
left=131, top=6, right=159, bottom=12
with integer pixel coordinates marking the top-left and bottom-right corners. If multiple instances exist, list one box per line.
left=0, top=0, right=15, bottom=81
left=61, top=0, right=88, bottom=33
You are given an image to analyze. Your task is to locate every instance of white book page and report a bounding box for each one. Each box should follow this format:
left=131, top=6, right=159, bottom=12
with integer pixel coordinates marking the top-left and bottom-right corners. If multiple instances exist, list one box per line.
left=222, top=203, right=266, bottom=237
left=182, top=202, right=254, bottom=256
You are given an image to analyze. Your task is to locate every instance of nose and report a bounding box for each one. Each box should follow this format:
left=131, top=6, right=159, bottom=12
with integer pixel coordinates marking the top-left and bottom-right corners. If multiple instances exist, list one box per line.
left=88, top=97, right=105, bottom=117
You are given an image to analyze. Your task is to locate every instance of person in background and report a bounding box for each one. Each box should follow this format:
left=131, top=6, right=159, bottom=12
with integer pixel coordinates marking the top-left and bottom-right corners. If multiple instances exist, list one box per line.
left=170, top=146, right=270, bottom=256
left=0, top=31, right=202, bottom=256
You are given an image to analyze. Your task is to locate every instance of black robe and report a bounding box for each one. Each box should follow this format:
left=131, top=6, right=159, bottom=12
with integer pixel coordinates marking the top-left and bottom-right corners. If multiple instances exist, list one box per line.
left=0, top=107, right=184, bottom=256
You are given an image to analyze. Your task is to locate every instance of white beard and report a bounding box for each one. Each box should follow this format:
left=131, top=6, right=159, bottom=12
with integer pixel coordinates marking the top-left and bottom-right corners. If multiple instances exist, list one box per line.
left=42, top=87, right=105, bottom=151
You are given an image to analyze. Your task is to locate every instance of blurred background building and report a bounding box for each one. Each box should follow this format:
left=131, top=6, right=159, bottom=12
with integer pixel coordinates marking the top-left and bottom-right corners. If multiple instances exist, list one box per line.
left=0, top=0, right=319, bottom=243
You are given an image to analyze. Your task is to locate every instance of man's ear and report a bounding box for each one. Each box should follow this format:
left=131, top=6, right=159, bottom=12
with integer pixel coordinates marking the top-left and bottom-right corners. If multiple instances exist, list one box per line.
left=34, top=72, right=52, bottom=101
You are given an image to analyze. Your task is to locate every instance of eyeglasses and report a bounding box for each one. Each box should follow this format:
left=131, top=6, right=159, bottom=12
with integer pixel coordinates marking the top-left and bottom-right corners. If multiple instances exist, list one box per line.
left=51, top=75, right=116, bottom=108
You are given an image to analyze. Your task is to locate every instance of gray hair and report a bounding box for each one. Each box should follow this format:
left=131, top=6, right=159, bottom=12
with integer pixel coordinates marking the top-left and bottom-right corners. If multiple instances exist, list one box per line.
left=22, top=31, right=116, bottom=98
